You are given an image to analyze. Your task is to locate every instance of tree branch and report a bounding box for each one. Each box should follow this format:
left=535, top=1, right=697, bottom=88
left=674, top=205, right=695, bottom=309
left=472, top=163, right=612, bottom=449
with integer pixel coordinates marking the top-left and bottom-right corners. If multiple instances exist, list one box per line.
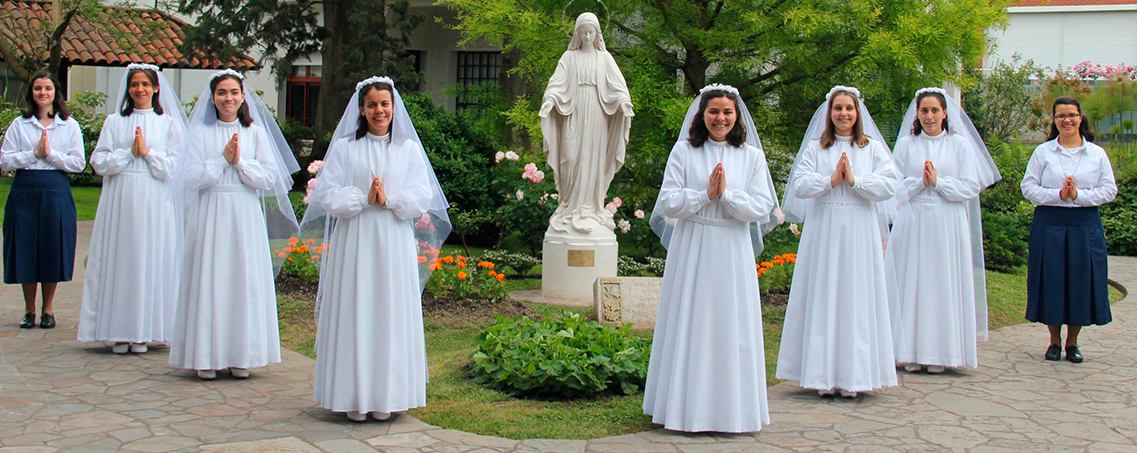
left=47, top=9, right=79, bottom=74
left=610, top=19, right=682, bottom=70
left=759, top=51, right=859, bottom=95
left=0, top=31, right=32, bottom=82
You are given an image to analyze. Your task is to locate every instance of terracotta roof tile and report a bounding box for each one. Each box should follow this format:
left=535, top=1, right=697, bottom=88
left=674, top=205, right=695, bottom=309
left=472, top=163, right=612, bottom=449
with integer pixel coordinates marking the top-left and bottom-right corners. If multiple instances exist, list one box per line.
left=0, top=0, right=257, bottom=70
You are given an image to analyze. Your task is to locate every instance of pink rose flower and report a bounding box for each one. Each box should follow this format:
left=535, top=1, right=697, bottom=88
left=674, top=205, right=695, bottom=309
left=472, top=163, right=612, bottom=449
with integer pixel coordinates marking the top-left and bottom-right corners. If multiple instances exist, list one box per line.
left=634, top=209, right=645, bottom=219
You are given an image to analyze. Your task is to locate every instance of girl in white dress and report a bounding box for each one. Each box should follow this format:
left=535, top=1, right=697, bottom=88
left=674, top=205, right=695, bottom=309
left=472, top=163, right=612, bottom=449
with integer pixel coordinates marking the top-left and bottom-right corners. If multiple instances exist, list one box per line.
left=643, top=84, right=779, bottom=432
left=776, top=86, right=901, bottom=398
left=888, top=88, right=1000, bottom=373
left=169, top=69, right=300, bottom=380
left=300, top=76, right=451, bottom=422
left=78, top=64, right=187, bottom=353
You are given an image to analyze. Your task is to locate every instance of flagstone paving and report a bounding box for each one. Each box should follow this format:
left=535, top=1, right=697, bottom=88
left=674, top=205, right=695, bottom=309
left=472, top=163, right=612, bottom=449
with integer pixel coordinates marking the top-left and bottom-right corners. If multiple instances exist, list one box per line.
left=1, top=222, right=1134, bottom=452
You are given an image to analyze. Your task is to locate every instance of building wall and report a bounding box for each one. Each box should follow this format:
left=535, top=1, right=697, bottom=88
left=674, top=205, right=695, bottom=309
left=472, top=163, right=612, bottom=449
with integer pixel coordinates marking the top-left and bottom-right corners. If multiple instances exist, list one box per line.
left=986, top=5, right=1137, bottom=69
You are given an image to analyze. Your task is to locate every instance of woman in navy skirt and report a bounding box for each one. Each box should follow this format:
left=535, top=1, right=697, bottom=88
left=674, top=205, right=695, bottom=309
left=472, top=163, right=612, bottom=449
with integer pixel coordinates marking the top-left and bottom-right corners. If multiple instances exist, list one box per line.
left=1021, top=96, right=1117, bottom=363
left=0, top=71, right=86, bottom=329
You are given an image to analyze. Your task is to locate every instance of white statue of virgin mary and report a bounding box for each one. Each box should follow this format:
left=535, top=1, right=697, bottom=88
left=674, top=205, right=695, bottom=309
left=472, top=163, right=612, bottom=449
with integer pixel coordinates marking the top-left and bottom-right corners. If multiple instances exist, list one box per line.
left=539, top=12, right=634, bottom=236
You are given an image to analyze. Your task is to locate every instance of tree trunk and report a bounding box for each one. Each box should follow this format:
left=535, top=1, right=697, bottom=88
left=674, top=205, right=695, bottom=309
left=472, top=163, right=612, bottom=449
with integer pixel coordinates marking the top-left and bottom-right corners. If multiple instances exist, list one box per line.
left=681, top=48, right=708, bottom=95
left=300, top=0, right=354, bottom=190
left=499, top=44, right=529, bottom=148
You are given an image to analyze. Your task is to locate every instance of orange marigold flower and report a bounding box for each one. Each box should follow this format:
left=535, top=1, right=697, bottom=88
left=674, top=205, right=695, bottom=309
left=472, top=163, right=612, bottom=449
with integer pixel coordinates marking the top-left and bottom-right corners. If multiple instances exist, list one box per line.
left=457, top=256, right=467, bottom=261
left=289, top=237, right=299, bottom=245
left=441, top=256, right=455, bottom=264
left=284, top=247, right=293, bottom=253
left=307, top=239, right=316, bottom=244
left=287, top=257, right=293, bottom=262
left=457, top=261, right=467, bottom=268
left=488, top=271, right=497, bottom=277
left=786, top=257, right=796, bottom=263
left=760, top=261, right=774, bottom=269
left=306, top=259, right=312, bottom=263
left=417, top=256, right=428, bottom=263
left=457, top=271, right=468, bottom=280
left=428, top=263, right=441, bottom=271
left=773, top=259, right=785, bottom=265
left=496, top=273, right=505, bottom=282
left=277, top=252, right=287, bottom=258
left=756, top=263, right=761, bottom=270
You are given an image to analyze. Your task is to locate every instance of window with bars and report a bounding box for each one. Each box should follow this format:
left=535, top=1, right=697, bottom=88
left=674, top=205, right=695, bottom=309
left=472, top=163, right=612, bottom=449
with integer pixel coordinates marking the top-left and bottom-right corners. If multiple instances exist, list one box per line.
left=455, top=51, right=501, bottom=112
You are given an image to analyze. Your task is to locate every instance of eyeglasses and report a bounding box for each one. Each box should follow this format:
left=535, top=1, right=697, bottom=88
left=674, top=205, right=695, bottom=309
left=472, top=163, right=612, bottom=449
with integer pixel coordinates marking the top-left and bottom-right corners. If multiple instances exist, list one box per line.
left=1054, top=113, right=1081, bottom=121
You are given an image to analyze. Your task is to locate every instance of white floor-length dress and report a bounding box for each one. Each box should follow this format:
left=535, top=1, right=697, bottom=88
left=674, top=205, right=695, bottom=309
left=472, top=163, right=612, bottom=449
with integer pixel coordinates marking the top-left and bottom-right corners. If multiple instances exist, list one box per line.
left=643, top=138, right=775, bottom=433
left=776, top=136, right=900, bottom=392
left=169, top=120, right=282, bottom=370
left=890, top=131, right=983, bottom=368
left=78, top=109, right=181, bottom=344
left=312, top=133, right=432, bottom=414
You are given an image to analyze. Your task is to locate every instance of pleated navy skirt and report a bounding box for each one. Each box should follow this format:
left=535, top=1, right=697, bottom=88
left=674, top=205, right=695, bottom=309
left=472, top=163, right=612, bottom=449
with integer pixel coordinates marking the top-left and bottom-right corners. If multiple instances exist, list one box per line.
left=1026, top=205, right=1111, bottom=326
left=3, top=170, right=77, bottom=284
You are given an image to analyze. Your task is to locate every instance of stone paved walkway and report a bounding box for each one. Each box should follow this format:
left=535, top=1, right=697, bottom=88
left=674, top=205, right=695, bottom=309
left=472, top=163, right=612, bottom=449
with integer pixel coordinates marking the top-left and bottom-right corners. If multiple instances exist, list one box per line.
left=1, top=222, right=1135, bottom=452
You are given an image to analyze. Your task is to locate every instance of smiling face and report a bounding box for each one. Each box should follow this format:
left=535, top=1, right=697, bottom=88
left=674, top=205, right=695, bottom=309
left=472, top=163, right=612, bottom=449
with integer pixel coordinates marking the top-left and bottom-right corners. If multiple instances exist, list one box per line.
left=1054, top=104, right=1082, bottom=139
left=359, top=87, right=393, bottom=136
left=702, top=96, right=737, bottom=143
left=212, top=77, right=244, bottom=122
left=917, top=95, right=946, bottom=136
left=31, top=77, right=55, bottom=113
left=128, top=71, right=157, bottom=110
left=829, top=93, right=858, bottom=136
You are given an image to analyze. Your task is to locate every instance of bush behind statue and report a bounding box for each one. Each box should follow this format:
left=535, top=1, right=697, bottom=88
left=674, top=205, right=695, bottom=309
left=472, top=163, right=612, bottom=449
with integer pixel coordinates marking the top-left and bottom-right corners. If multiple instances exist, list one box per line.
left=469, top=310, right=650, bottom=399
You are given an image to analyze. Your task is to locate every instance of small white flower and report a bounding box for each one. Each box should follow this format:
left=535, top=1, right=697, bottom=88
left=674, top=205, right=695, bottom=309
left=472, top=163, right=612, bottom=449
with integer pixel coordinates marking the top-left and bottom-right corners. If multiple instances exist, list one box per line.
left=634, top=209, right=645, bottom=219
left=617, top=219, right=631, bottom=233
left=550, top=193, right=559, bottom=200
left=515, top=190, right=524, bottom=200
left=773, top=207, right=786, bottom=224
left=605, top=203, right=618, bottom=213
left=495, top=151, right=505, bottom=162
left=505, top=151, right=520, bottom=161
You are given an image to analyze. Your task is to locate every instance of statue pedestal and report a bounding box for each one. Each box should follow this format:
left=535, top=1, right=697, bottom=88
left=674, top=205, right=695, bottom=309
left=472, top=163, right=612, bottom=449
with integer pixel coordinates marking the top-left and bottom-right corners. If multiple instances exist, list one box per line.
left=541, top=228, right=618, bottom=303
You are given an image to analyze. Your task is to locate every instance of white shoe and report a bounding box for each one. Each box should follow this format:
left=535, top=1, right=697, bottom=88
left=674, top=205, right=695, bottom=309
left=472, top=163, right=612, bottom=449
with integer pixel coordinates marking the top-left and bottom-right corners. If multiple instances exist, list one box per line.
left=197, top=370, right=217, bottom=380
left=840, top=389, right=858, bottom=398
left=370, top=411, right=391, bottom=421
left=229, top=368, right=250, bottom=379
left=112, top=343, right=129, bottom=354
left=818, top=388, right=836, bottom=397
left=926, top=365, right=945, bottom=374
left=904, top=364, right=922, bottom=373
left=346, top=412, right=367, bottom=422
left=130, top=344, right=148, bottom=354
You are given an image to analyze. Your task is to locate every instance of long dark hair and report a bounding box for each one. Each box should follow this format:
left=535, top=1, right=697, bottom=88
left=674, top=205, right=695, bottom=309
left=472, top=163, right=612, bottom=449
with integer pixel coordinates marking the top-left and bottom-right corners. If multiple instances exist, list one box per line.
left=1047, top=96, right=1094, bottom=142
left=910, top=91, right=949, bottom=136
left=820, top=91, right=868, bottom=149
left=21, top=71, right=70, bottom=120
left=355, top=81, right=395, bottom=142
left=210, top=74, right=253, bottom=127
left=687, top=90, right=746, bottom=148
left=121, top=68, right=164, bottom=116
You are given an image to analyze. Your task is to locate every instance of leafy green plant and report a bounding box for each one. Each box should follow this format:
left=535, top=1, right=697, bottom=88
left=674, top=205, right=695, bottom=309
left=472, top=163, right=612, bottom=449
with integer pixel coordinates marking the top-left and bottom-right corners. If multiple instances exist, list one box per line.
left=469, top=310, right=651, bottom=399
left=479, top=249, right=540, bottom=277
left=757, top=254, right=796, bottom=295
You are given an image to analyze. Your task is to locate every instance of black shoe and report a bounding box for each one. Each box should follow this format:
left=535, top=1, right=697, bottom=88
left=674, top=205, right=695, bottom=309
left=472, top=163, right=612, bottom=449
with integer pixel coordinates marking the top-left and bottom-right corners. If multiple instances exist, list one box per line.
left=1065, top=345, right=1083, bottom=363
left=39, top=313, right=55, bottom=329
left=19, top=312, right=35, bottom=329
left=1044, top=344, right=1061, bottom=361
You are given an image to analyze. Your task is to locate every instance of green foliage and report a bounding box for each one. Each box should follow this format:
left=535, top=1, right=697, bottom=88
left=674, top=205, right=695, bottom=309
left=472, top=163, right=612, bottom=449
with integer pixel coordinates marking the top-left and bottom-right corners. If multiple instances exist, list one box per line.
left=1101, top=175, right=1137, bottom=256
left=401, top=93, right=497, bottom=215
left=480, top=249, right=540, bottom=276
left=963, top=54, right=1045, bottom=142
left=424, top=256, right=512, bottom=302
left=980, top=139, right=1033, bottom=272
left=758, top=254, right=796, bottom=295
left=469, top=310, right=651, bottom=399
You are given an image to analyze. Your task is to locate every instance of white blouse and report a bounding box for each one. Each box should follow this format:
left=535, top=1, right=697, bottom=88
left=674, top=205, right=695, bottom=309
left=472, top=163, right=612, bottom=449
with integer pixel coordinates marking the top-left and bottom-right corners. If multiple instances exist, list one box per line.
left=1021, top=138, right=1116, bottom=208
left=0, top=115, right=86, bottom=172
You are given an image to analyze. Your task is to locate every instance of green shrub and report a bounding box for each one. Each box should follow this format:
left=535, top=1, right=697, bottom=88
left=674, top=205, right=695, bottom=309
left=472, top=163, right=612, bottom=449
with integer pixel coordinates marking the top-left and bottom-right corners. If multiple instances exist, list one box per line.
left=981, top=139, right=1032, bottom=272
left=758, top=253, right=796, bottom=295
left=401, top=93, right=496, bottom=216
left=617, top=255, right=648, bottom=276
left=1101, top=186, right=1137, bottom=256
left=479, top=249, right=540, bottom=276
left=982, top=210, right=1030, bottom=273
left=469, top=310, right=651, bottom=399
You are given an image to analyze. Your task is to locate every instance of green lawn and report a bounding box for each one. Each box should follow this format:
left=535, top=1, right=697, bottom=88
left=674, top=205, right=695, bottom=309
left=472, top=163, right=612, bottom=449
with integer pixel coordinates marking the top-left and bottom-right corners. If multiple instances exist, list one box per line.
left=0, top=178, right=102, bottom=224
left=276, top=267, right=1124, bottom=440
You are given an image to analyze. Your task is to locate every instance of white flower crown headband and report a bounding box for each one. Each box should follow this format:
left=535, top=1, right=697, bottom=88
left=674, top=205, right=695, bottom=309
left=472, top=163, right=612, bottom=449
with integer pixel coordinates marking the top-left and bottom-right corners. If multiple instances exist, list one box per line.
left=699, top=83, right=739, bottom=96
left=209, top=69, right=244, bottom=82
left=126, top=63, right=160, bottom=72
left=356, top=76, right=395, bottom=92
left=915, top=87, right=948, bottom=97
left=826, top=85, right=862, bottom=101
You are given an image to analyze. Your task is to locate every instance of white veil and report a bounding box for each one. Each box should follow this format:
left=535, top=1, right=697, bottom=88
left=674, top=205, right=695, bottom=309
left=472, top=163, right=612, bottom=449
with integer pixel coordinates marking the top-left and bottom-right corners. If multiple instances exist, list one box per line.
left=114, top=63, right=189, bottom=127
left=168, top=69, right=301, bottom=275
left=298, top=76, right=451, bottom=309
left=892, top=86, right=1001, bottom=342
left=781, top=85, right=905, bottom=226
left=648, top=83, right=781, bottom=255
